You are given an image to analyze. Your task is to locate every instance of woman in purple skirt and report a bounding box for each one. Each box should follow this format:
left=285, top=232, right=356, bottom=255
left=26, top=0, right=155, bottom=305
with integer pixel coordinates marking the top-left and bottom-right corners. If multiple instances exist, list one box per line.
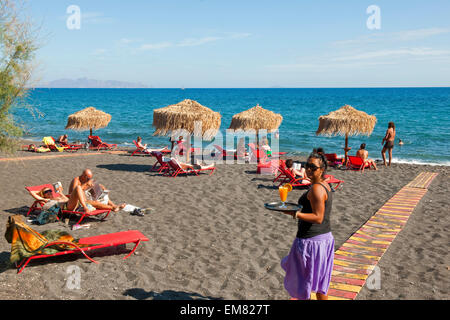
left=281, top=152, right=335, bottom=300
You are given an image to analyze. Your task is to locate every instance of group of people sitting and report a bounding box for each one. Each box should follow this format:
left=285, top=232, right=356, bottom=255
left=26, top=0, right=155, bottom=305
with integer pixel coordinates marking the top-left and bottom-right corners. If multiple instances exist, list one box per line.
left=28, top=169, right=126, bottom=214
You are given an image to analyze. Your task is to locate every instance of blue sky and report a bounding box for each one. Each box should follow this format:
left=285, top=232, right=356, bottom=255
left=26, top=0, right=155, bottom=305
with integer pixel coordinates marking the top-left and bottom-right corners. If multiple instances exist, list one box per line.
left=28, top=0, right=450, bottom=87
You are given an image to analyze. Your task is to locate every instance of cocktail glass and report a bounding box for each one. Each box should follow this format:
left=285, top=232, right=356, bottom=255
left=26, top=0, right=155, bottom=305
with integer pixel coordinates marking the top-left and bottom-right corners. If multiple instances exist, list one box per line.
left=279, top=185, right=288, bottom=208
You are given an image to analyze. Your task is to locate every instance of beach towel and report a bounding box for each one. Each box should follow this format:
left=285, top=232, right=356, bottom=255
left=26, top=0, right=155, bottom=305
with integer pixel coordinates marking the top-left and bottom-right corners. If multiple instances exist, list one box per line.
left=4, top=215, right=92, bottom=264
left=42, top=136, right=64, bottom=152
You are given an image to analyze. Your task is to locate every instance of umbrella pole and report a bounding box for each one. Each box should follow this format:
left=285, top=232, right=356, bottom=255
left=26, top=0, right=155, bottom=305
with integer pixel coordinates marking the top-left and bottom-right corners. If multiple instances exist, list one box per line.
left=90, top=128, right=93, bottom=136
left=186, top=134, right=191, bottom=164
left=256, top=130, right=260, bottom=165
left=344, top=133, right=349, bottom=166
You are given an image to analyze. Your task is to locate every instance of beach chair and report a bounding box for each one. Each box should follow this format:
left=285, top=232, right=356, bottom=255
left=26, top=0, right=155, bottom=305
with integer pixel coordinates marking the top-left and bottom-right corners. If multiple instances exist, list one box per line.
left=273, top=163, right=311, bottom=187
left=25, top=184, right=111, bottom=225
left=324, top=153, right=343, bottom=167
left=346, top=156, right=372, bottom=172
left=150, top=151, right=171, bottom=172
left=164, top=159, right=215, bottom=177
left=88, top=136, right=118, bottom=151
left=214, top=145, right=237, bottom=160
left=248, top=143, right=286, bottom=163
left=257, top=157, right=282, bottom=174
left=52, top=137, right=84, bottom=151
left=6, top=216, right=149, bottom=274
left=131, top=140, right=170, bottom=156
left=131, top=140, right=150, bottom=156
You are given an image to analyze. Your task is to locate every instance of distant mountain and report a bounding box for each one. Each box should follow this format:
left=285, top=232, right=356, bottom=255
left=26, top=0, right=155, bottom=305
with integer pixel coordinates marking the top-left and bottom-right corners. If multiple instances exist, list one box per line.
left=37, top=78, right=149, bottom=88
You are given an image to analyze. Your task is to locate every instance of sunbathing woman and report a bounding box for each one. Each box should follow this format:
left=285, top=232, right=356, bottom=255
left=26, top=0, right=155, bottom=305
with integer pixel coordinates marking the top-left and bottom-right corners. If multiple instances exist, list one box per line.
left=172, top=158, right=215, bottom=171
left=285, top=159, right=310, bottom=184
left=136, top=136, right=168, bottom=154
left=29, top=184, right=93, bottom=214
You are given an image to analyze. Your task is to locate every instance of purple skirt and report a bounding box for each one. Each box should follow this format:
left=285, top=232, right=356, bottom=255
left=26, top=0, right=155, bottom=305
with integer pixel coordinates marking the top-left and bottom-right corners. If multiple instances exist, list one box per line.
left=281, top=232, right=335, bottom=300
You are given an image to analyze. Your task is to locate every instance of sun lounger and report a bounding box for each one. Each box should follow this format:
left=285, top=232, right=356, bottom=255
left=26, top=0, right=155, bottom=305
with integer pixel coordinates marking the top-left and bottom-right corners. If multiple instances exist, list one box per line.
left=88, top=135, right=118, bottom=151
left=346, top=155, right=372, bottom=172
left=164, top=159, right=215, bottom=177
left=248, top=143, right=286, bottom=163
left=213, top=144, right=237, bottom=160
left=6, top=215, right=149, bottom=274
left=131, top=140, right=170, bottom=156
left=52, top=137, right=84, bottom=151
left=324, top=153, right=344, bottom=167
left=150, top=151, right=171, bottom=172
left=25, top=184, right=111, bottom=225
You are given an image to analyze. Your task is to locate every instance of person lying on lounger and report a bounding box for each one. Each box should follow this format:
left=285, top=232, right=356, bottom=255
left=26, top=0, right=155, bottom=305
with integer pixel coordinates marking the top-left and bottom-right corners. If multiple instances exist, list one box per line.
left=28, top=184, right=93, bottom=213
left=285, top=159, right=310, bottom=184
left=136, top=136, right=168, bottom=153
left=356, top=143, right=378, bottom=170
left=69, top=169, right=126, bottom=212
left=173, top=158, right=215, bottom=171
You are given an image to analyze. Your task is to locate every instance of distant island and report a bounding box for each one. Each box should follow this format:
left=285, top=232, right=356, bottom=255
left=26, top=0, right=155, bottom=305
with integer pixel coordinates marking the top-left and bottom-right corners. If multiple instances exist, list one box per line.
left=36, top=78, right=150, bottom=88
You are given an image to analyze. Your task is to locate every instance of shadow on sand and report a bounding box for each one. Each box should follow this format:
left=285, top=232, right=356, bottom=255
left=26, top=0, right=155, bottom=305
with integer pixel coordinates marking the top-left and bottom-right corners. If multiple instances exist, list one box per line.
left=123, top=288, right=223, bottom=300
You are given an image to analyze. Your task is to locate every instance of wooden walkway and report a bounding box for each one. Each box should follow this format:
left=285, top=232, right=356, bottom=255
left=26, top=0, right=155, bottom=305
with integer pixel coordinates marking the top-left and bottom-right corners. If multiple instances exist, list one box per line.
left=311, top=172, right=438, bottom=300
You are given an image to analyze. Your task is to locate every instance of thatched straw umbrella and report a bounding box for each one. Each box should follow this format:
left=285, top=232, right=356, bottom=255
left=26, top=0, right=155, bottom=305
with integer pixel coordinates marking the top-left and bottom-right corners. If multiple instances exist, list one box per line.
left=228, top=104, right=283, bottom=163
left=65, top=106, right=112, bottom=136
left=152, top=99, right=221, bottom=161
left=316, top=104, right=377, bottom=165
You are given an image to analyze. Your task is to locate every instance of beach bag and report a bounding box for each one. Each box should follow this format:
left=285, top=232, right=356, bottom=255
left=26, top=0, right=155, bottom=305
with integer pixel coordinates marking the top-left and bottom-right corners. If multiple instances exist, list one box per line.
left=36, top=204, right=60, bottom=225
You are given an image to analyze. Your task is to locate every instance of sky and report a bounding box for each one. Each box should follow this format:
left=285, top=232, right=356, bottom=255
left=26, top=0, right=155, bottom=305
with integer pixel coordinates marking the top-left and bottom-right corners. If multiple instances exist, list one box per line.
left=26, top=0, right=450, bottom=88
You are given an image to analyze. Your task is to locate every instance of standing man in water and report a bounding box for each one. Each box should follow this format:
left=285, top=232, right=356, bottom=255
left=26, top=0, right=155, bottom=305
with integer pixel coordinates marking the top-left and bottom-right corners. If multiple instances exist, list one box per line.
left=381, top=122, right=396, bottom=167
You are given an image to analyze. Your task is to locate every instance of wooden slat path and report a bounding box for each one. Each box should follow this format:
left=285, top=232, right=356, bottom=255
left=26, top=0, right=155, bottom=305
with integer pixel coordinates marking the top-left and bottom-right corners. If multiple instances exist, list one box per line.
left=310, top=172, right=438, bottom=300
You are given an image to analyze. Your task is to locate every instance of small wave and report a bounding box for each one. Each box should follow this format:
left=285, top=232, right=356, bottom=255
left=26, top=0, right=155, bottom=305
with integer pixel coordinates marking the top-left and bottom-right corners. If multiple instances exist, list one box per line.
left=391, top=157, right=450, bottom=167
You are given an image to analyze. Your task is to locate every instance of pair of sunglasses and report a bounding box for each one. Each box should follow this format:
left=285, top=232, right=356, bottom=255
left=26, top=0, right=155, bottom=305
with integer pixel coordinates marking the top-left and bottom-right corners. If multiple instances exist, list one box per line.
left=43, top=189, right=52, bottom=194
left=305, top=162, right=322, bottom=171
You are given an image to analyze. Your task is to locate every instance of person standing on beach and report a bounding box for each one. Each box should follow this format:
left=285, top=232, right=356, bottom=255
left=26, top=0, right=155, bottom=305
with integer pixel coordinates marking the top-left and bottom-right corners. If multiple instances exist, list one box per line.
left=381, top=122, right=396, bottom=167
left=281, top=152, right=335, bottom=300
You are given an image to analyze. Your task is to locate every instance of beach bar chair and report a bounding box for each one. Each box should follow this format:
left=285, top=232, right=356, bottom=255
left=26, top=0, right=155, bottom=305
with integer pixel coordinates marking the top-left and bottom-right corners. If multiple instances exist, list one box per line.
left=15, top=230, right=149, bottom=274
left=25, top=184, right=111, bottom=225
left=88, top=136, right=118, bottom=151
left=346, top=155, right=372, bottom=172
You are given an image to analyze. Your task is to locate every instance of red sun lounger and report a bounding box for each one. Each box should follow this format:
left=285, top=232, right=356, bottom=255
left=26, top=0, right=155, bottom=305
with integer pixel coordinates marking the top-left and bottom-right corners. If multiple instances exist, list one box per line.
left=131, top=140, right=170, bottom=156
left=163, top=159, right=215, bottom=177
left=324, top=153, right=344, bottom=167
left=88, top=135, right=118, bottom=151
left=346, top=155, right=372, bottom=172
left=150, top=151, right=171, bottom=172
left=25, top=184, right=111, bottom=225
left=16, top=230, right=149, bottom=274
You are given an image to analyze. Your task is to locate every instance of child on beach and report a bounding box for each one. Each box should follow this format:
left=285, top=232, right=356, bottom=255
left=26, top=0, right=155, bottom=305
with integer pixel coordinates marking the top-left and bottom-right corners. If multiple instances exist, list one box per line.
left=280, top=152, right=335, bottom=300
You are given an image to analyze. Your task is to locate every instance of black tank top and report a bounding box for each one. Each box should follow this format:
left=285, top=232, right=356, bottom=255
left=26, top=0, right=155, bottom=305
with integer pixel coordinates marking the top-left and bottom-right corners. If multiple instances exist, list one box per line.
left=296, top=183, right=332, bottom=239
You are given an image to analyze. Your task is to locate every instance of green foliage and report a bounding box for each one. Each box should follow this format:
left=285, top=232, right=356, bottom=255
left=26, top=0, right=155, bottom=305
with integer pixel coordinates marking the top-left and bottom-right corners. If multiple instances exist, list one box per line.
left=0, top=0, right=38, bottom=154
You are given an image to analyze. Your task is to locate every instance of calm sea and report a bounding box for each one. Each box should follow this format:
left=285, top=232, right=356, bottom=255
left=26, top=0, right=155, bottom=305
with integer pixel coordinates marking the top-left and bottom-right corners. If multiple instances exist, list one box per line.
left=13, top=88, right=450, bottom=166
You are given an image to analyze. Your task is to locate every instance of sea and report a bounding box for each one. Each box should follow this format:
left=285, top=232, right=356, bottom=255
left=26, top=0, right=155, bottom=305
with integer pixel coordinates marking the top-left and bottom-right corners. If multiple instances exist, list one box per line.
left=13, top=87, right=450, bottom=166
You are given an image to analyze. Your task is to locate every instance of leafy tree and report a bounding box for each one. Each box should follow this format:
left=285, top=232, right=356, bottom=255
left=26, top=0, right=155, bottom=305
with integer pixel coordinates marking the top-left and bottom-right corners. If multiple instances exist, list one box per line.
left=0, top=0, right=38, bottom=153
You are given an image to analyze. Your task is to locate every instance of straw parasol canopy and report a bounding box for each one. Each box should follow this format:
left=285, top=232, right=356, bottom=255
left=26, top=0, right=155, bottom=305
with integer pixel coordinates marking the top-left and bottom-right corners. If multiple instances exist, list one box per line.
left=65, top=106, right=112, bottom=136
left=228, top=104, right=283, bottom=133
left=228, top=104, right=283, bottom=163
left=152, top=99, right=221, bottom=140
left=316, top=104, right=377, bottom=164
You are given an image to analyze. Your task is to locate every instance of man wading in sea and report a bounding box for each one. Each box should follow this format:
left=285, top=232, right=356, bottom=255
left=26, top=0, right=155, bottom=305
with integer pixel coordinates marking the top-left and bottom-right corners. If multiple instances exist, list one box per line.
left=381, top=122, right=396, bottom=167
